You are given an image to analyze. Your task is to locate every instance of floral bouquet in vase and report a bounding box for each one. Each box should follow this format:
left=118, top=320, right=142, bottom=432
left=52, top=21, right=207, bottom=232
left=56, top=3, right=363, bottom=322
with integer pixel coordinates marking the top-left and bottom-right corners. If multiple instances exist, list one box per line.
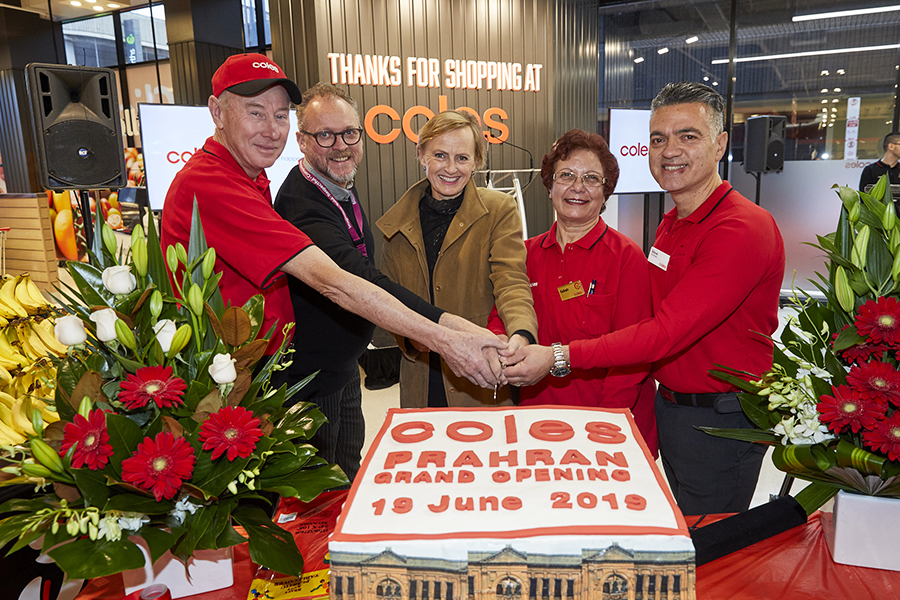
left=0, top=201, right=346, bottom=581
left=704, top=175, right=900, bottom=512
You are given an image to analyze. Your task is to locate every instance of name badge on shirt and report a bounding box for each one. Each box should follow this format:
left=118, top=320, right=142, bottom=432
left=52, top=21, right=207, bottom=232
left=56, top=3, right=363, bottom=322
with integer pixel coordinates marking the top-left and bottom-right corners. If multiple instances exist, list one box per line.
left=648, top=246, right=670, bottom=271
left=558, top=281, right=585, bottom=301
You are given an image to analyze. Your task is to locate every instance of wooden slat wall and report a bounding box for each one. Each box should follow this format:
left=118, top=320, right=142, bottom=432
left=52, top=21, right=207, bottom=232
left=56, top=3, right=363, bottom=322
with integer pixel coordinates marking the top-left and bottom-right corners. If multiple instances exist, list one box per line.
left=0, top=194, right=59, bottom=290
left=0, top=69, right=41, bottom=193
left=271, top=0, right=599, bottom=254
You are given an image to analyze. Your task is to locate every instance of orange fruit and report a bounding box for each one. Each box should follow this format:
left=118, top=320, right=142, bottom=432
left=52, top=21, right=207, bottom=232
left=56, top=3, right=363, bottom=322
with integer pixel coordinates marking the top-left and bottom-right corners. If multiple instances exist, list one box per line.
left=54, top=209, right=79, bottom=261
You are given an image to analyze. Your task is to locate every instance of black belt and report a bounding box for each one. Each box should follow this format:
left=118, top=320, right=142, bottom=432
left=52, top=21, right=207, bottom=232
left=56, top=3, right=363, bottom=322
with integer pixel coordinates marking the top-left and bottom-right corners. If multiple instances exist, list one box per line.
left=659, top=385, right=723, bottom=408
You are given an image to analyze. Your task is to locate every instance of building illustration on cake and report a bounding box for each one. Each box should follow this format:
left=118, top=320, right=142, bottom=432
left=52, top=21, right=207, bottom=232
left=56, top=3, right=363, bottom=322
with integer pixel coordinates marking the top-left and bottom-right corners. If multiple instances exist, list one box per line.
left=331, top=544, right=695, bottom=600
left=330, top=408, right=697, bottom=600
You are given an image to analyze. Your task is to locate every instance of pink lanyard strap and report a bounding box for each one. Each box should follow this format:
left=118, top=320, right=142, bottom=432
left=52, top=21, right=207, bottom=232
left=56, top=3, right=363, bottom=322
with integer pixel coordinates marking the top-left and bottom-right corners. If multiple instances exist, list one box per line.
left=297, top=158, right=367, bottom=256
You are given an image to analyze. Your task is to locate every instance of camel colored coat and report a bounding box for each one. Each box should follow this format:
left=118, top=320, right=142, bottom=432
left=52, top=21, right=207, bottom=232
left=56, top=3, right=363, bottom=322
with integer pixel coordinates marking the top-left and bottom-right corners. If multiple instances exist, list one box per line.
left=377, top=178, right=537, bottom=408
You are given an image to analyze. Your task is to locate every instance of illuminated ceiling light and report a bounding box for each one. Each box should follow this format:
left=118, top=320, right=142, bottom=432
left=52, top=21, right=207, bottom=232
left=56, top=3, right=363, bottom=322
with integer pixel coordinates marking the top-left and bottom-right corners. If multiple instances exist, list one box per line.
left=837, top=69, right=845, bottom=74
left=832, top=107, right=837, bottom=112
left=712, top=43, right=900, bottom=65
left=822, top=108, right=828, bottom=112
left=658, top=48, right=669, bottom=55
left=686, top=36, right=699, bottom=44
left=821, top=70, right=829, bottom=76
left=821, top=88, right=828, bottom=93
left=712, top=81, right=718, bottom=86
left=703, top=76, right=709, bottom=81
left=70, top=0, right=81, bottom=5
left=822, top=99, right=828, bottom=103
left=634, top=57, right=644, bottom=64
left=92, top=5, right=102, bottom=9
left=832, top=99, right=839, bottom=103
left=833, top=87, right=841, bottom=92
left=793, top=5, right=900, bottom=22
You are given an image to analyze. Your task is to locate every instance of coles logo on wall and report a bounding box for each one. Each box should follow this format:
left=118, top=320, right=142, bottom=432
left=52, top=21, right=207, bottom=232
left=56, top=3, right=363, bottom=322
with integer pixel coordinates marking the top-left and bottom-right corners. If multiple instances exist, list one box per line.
left=326, top=52, right=544, bottom=145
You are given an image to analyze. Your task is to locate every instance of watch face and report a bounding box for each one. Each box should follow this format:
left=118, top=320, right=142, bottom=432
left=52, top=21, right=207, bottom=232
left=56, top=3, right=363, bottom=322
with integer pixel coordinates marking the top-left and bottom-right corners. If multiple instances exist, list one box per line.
left=550, top=365, right=571, bottom=377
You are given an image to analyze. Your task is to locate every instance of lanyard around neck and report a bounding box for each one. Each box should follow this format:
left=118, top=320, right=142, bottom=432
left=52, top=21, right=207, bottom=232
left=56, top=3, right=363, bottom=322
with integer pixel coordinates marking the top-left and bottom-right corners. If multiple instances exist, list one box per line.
left=297, top=158, right=367, bottom=256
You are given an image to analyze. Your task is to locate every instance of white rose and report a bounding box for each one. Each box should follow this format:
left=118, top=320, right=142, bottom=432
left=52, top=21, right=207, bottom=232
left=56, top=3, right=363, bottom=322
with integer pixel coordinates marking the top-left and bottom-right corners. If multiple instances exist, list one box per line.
left=102, top=265, right=136, bottom=295
left=55, top=315, right=87, bottom=346
left=89, top=308, right=119, bottom=342
left=209, top=353, right=237, bottom=384
left=153, top=319, right=177, bottom=352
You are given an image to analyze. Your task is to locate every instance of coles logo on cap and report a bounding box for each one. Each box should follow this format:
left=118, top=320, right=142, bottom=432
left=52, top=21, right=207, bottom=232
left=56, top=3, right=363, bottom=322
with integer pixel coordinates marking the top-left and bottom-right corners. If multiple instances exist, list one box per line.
left=253, top=61, right=280, bottom=73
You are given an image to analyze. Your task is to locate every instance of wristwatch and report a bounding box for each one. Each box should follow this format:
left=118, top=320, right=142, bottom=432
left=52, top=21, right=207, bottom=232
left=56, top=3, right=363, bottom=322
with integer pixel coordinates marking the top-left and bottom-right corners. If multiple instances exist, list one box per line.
left=550, top=342, right=570, bottom=377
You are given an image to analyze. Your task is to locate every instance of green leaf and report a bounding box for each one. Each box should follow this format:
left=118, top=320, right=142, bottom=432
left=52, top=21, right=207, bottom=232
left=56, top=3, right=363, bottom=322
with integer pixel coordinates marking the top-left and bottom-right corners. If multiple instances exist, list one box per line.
left=867, top=228, right=893, bottom=284
left=0, top=513, right=41, bottom=550
left=708, top=369, right=760, bottom=393
left=832, top=325, right=866, bottom=351
left=71, top=468, right=111, bottom=507
left=198, top=499, right=237, bottom=550
left=216, top=523, right=248, bottom=547
left=172, top=503, right=216, bottom=561
left=695, top=426, right=779, bottom=445
left=48, top=537, right=145, bottom=579
left=261, top=464, right=348, bottom=500
left=136, top=526, right=176, bottom=565
left=793, top=482, right=839, bottom=516
left=191, top=450, right=252, bottom=499
left=145, top=208, right=174, bottom=296
left=737, top=392, right=779, bottom=430
left=232, top=506, right=304, bottom=577
left=104, top=494, right=174, bottom=514
left=242, top=295, right=265, bottom=342
left=105, top=413, right=144, bottom=476
left=68, top=262, right=114, bottom=307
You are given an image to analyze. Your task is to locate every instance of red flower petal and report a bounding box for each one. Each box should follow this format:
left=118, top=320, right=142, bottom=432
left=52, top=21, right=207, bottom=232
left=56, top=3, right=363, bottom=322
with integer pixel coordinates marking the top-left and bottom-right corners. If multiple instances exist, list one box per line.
left=198, top=406, right=263, bottom=461
left=59, top=409, right=114, bottom=470
left=817, top=385, right=886, bottom=434
left=855, top=297, right=900, bottom=348
left=862, top=411, right=900, bottom=462
left=846, top=360, right=900, bottom=406
left=121, top=432, right=195, bottom=501
left=119, top=365, right=187, bottom=410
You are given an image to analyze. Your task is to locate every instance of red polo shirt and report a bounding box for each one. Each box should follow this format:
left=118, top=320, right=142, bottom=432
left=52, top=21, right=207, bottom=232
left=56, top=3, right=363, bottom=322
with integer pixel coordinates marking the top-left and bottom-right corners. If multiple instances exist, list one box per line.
left=161, top=137, right=313, bottom=354
left=489, top=220, right=658, bottom=455
left=570, top=182, right=785, bottom=393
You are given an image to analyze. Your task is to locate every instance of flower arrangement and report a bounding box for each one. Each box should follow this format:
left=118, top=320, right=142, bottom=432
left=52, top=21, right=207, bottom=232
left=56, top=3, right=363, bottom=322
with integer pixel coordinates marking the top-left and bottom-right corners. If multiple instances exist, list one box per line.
left=705, top=175, right=900, bottom=512
left=0, top=202, right=346, bottom=580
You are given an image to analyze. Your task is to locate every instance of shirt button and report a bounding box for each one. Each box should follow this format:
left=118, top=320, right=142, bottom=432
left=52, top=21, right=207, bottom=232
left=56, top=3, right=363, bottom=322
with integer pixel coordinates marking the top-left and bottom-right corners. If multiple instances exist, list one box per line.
left=435, top=284, right=442, bottom=291
left=459, top=222, right=465, bottom=227
left=449, top=387, right=456, bottom=393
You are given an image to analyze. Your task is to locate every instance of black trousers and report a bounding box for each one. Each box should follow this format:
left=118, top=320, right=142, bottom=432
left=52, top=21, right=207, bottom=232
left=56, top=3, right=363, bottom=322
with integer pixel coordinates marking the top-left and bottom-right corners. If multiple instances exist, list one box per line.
left=655, top=390, right=767, bottom=516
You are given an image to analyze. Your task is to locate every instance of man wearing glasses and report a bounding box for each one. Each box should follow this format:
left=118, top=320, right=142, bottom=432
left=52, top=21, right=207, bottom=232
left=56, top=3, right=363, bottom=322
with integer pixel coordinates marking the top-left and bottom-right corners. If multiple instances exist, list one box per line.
left=162, top=59, right=505, bottom=482
left=274, top=83, right=450, bottom=481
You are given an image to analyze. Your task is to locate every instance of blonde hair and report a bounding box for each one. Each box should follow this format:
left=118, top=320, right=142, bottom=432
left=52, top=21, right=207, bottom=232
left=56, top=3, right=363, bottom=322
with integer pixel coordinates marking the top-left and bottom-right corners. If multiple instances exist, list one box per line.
left=416, top=110, right=486, bottom=169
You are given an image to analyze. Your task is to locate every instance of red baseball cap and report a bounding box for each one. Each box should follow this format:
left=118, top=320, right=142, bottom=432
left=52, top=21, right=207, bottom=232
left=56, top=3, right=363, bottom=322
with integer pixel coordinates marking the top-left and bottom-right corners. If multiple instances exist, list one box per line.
left=212, top=53, right=303, bottom=103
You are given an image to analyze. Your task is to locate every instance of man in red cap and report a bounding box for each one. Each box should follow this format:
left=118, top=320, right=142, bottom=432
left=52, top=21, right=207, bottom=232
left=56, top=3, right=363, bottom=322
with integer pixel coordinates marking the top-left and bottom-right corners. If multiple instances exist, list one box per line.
left=162, top=53, right=504, bottom=392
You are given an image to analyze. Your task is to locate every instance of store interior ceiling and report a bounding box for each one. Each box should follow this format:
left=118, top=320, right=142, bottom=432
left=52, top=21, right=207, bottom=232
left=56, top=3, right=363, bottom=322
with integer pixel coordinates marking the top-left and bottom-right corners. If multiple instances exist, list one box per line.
left=18, top=0, right=149, bottom=21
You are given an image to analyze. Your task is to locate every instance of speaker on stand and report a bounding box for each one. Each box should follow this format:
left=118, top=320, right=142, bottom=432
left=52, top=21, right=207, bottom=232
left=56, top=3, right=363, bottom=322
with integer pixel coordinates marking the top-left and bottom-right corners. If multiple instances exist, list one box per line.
left=25, top=63, right=127, bottom=249
left=744, top=115, right=786, bottom=206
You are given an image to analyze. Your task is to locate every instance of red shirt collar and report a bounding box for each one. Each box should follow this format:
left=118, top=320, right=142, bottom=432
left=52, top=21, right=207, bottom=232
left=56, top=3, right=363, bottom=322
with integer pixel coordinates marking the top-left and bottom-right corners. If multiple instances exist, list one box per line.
left=539, top=218, right=609, bottom=250
left=202, top=138, right=271, bottom=196
left=664, top=181, right=733, bottom=225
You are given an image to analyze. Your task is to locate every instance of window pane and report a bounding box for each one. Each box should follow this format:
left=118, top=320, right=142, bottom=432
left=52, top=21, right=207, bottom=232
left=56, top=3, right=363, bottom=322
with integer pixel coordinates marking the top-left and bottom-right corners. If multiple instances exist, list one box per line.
left=120, top=4, right=169, bottom=65
left=63, top=15, right=118, bottom=67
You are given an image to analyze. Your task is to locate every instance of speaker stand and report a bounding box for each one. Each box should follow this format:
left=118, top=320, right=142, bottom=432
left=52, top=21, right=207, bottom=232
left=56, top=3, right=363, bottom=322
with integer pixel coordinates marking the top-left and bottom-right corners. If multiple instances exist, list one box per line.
left=79, top=190, right=94, bottom=249
left=751, top=171, right=761, bottom=205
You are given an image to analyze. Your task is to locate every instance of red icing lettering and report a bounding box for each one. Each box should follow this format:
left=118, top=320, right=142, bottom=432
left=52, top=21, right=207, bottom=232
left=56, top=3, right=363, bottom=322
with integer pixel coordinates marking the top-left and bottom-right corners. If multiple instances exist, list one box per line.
left=458, top=470, right=475, bottom=483
left=417, top=451, right=446, bottom=468
left=391, top=421, right=434, bottom=443
left=447, top=420, right=492, bottom=442
left=492, top=471, right=511, bottom=483
left=530, top=420, right=574, bottom=442
left=560, top=449, right=591, bottom=465
left=453, top=451, right=484, bottom=468
left=413, top=471, right=433, bottom=483
left=429, top=495, right=449, bottom=512
left=479, top=496, right=499, bottom=511
left=384, top=451, right=412, bottom=469
left=504, top=414, right=517, bottom=443
left=596, top=451, right=629, bottom=467
left=535, top=468, right=550, bottom=482
left=585, top=421, right=627, bottom=444
left=374, top=473, right=392, bottom=484
left=501, top=496, right=522, bottom=510
left=490, top=450, right=518, bottom=467
left=611, top=469, right=630, bottom=482
left=526, top=449, right=554, bottom=465
left=516, top=468, right=532, bottom=482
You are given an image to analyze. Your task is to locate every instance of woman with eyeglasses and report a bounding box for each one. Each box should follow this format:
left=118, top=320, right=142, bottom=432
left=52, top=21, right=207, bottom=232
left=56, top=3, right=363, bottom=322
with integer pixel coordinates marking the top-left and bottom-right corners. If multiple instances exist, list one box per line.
left=377, top=110, right=537, bottom=408
left=490, top=129, right=658, bottom=455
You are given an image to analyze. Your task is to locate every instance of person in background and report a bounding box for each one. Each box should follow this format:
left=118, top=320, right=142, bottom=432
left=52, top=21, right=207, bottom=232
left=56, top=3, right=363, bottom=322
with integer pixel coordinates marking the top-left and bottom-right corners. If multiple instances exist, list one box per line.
left=274, top=83, right=457, bottom=481
left=161, top=54, right=506, bottom=413
left=378, top=110, right=538, bottom=408
left=488, top=129, right=657, bottom=456
left=859, top=131, right=900, bottom=192
left=504, top=82, right=785, bottom=515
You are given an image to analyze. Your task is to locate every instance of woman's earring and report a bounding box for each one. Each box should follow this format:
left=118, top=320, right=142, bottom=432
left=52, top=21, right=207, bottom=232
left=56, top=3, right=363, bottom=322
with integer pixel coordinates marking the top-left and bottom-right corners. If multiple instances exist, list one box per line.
left=421, top=164, right=426, bottom=171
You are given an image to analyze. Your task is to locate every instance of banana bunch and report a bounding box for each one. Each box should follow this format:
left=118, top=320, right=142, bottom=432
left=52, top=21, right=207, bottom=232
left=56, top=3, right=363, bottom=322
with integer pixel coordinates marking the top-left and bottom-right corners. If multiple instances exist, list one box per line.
left=0, top=273, right=51, bottom=319
left=0, top=273, right=63, bottom=446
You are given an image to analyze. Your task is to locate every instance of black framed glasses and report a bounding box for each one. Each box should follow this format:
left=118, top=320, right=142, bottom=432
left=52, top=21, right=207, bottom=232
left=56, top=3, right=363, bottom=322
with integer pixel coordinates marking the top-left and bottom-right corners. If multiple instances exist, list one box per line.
left=301, top=128, right=364, bottom=148
left=552, top=171, right=607, bottom=188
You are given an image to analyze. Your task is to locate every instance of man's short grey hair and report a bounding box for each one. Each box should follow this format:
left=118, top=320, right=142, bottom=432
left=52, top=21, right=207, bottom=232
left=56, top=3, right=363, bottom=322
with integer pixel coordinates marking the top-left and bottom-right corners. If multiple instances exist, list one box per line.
left=651, top=82, right=725, bottom=138
left=295, top=82, right=359, bottom=130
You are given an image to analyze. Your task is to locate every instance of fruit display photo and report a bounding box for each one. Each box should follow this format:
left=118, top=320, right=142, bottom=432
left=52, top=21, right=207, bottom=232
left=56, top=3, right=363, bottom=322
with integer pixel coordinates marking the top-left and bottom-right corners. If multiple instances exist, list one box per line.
left=48, top=189, right=127, bottom=262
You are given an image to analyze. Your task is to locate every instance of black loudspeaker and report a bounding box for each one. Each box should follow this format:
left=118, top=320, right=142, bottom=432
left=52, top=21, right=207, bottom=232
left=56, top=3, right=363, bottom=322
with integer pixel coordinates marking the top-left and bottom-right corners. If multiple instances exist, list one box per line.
left=25, top=63, right=127, bottom=190
left=744, top=115, right=786, bottom=174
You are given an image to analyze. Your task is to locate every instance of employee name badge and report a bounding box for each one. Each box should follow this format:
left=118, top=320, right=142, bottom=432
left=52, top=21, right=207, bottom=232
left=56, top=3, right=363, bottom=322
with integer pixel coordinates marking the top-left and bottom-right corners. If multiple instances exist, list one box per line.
left=558, top=280, right=585, bottom=301
left=648, top=246, right=670, bottom=271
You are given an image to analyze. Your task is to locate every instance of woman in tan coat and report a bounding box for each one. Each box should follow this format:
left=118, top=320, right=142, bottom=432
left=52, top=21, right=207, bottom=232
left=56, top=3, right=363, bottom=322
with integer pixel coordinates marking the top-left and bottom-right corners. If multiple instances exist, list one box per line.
left=377, top=110, right=537, bottom=408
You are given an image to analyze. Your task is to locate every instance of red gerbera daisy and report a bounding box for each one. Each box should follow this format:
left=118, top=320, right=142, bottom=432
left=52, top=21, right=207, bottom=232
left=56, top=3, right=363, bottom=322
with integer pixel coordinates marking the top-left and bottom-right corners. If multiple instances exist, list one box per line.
left=862, top=411, right=900, bottom=462
left=855, top=296, right=900, bottom=347
left=198, top=406, right=263, bottom=461
left=833, top=326, right=888, bottom=365
left=121, top=432, right=195, bottom=501
left=59, top=409, right=115, bottom=470
left=119, top=365, right=187, bottom=410
left=846, top=360, right=900, bottom=405
left=817, top=385, right=887, bottom=434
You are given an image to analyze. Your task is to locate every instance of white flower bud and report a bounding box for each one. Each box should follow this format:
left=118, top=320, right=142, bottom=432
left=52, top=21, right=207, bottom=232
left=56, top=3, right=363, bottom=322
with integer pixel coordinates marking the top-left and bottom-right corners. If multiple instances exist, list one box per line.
left=89, top=308, right=119, bottom=342
left=101, top=265, right=136, bottom=295
left=209, top=353, right=237, bottom=384
left=55, top=315, right=88, bottom=346
left=153, top=319, right=178, bottom=353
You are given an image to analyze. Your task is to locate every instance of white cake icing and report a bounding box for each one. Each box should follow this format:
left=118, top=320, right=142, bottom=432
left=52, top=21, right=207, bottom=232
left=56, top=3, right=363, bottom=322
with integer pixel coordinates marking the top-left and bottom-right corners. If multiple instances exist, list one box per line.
left=331, top=407, right=694, bottom=556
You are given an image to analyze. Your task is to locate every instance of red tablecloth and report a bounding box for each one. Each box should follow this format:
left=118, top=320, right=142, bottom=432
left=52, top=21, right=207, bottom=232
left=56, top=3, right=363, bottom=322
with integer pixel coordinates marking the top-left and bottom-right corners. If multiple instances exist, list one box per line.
left=78, top=511, right=900, bottom=600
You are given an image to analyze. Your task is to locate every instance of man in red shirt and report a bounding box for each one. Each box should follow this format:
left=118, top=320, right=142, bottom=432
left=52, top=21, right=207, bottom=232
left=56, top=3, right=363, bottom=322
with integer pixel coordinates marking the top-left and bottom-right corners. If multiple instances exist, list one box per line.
left=505, top=82, right=785, bottom=515
left=162, top=53, right=504, bottom=390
